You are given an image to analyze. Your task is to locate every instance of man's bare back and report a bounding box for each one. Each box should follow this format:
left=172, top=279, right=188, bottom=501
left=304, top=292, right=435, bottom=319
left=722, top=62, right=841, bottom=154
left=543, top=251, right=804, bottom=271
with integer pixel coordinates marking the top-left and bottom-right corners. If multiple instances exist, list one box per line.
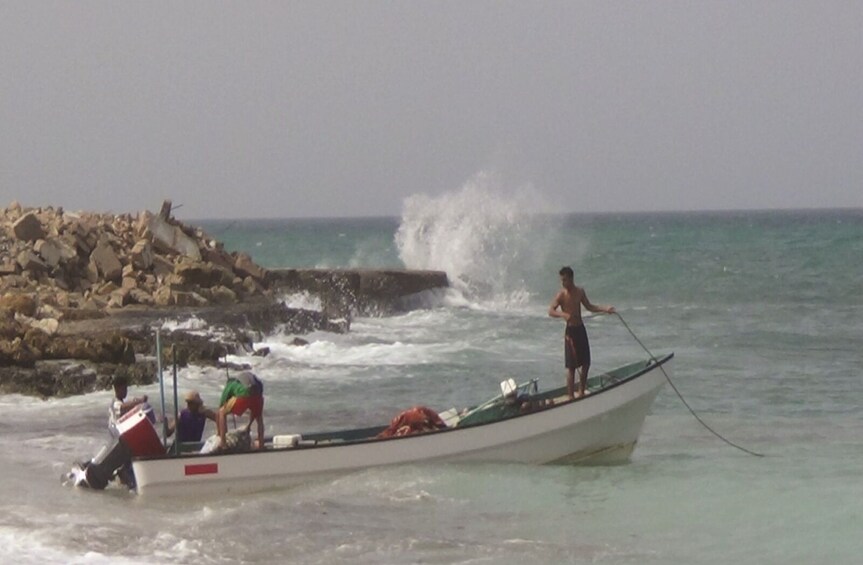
left=549, top=284, right=613, bottom=325
left=550, top=286, right=587, bottom=327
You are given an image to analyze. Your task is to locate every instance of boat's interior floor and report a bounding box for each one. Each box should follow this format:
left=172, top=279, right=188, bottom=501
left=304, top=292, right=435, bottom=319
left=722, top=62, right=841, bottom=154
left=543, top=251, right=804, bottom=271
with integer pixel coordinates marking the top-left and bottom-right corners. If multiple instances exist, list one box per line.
left=167, top=364, right=661, bottom=456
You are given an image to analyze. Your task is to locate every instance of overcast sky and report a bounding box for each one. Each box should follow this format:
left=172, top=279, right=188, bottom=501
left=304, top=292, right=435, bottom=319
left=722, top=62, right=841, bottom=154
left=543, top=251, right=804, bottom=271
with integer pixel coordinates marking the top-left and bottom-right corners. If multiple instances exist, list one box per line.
left=1, top=2, right=860, bottom=219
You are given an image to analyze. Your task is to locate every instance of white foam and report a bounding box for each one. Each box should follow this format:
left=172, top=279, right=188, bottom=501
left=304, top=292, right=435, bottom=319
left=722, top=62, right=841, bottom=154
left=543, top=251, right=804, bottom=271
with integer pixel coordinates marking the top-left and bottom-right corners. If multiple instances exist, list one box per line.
left=0, top=527, right=150, bottom=565
left=252, top=337, right=452, bottom=368
left=160, top=316, right=208, bottom=332
left=279, top=291, right=322, bottom=311
left=395, top=171, right=559, bottom=310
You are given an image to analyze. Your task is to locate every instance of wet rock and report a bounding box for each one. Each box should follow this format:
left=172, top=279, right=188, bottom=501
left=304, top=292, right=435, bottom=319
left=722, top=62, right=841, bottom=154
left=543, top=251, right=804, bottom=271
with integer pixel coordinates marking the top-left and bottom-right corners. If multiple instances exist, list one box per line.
left=0, top=360, right=156, bottom=399
left=202, top=285, right=237, bottom=305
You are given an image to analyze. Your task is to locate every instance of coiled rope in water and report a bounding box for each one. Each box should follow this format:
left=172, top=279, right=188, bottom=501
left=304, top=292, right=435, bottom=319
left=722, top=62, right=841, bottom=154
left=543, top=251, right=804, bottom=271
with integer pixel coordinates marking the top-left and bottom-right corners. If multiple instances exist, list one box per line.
left=613, top=312, right=764, bottom=458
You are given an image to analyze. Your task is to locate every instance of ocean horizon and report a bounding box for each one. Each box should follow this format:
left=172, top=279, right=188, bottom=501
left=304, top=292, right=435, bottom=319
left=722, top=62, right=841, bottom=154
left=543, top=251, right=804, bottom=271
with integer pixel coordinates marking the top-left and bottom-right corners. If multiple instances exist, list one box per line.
left=187, top=205, right=862, bottom=224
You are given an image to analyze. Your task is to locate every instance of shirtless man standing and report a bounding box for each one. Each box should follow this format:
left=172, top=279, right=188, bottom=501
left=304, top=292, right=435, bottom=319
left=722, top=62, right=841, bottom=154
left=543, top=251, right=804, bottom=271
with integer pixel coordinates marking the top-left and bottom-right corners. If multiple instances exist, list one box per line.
left=548, top=266, right=616, bottom=400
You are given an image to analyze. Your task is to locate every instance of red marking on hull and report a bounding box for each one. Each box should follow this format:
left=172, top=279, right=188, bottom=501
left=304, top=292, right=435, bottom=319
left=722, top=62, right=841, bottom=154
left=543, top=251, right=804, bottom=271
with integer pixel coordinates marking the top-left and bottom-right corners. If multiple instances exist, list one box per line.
left=184, top=463, right=218, bottom=476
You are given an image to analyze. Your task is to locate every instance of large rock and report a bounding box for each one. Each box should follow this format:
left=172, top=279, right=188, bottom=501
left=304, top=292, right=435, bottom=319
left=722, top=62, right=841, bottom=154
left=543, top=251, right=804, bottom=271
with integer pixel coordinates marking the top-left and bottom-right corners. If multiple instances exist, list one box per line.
left=234, top=252, right=266, bottom=281
left=127, top=288, right=155, bottom=306
left=172, top=291, right=208, bottom=307
left=25, top=330, right=136, bottom=365
left=12, top=213, right=45, bottom=242
left=34, top=239, right=63, bottom=268
left=151, top=255, right=174, bottom=280
left=202, top=285, right=237, bottom=305
left=90, top=239, right=123, bottom=282
left=175, top=260, right=234, bottom=288
left=201, top=247, right=234, bottom=271
left=84, top=258, right=100, bottom=283
left=0, top=361, right=154, bottom=399
left=16, top=250, right=48, bottom=273
left=129, top=239, right=153, bottom=270
left=147, top=213, right=201, bottom=261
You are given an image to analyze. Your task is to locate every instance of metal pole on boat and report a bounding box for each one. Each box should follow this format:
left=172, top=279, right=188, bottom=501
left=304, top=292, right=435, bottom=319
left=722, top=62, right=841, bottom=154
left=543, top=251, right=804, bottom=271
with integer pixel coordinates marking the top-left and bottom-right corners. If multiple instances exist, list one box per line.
left=156, top=328, right=168, bottom=447
left=172, top=345, right=180, bottom=456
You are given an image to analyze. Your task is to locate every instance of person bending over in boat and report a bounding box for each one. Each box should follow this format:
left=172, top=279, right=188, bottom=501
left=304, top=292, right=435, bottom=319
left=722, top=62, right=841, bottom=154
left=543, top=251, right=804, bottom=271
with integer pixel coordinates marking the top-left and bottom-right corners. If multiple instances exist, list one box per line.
left=216, top=372, right=265, bottom=451
left=166, top=390, right=217, bottom=444
left=108, top=376, right=149, bottom=438
left=548, top=266, right=615, bottom=400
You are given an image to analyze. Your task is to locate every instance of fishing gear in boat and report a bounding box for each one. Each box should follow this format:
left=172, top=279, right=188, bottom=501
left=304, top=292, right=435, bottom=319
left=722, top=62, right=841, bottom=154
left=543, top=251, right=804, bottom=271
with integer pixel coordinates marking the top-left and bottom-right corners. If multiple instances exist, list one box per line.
left=612, top=311, right=764, bottom=458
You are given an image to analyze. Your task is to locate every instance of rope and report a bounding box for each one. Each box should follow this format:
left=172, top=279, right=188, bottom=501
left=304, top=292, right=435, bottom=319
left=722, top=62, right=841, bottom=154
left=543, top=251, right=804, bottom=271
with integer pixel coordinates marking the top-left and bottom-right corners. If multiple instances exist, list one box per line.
left=612, top=312, right=764, bottom=457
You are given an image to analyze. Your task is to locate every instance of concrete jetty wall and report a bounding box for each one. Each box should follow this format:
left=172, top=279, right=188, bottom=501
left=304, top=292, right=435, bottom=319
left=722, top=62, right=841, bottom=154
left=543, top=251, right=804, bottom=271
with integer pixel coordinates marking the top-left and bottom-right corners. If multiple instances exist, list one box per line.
left=267, top=268, right=449, bottom=317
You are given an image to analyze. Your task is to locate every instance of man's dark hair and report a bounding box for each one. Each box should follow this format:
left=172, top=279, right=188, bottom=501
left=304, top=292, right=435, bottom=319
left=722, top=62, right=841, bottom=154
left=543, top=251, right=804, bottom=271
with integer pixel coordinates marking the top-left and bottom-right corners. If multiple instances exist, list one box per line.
left=559, top=266, right=574, bottom=278
left=112, top=375, right=128, bottom=387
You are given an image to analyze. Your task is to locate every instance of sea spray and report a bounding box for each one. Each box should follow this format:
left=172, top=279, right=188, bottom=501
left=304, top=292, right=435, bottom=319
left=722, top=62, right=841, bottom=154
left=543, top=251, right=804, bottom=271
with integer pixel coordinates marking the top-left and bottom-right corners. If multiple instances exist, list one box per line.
left=395, top=172, right=559, bottom=308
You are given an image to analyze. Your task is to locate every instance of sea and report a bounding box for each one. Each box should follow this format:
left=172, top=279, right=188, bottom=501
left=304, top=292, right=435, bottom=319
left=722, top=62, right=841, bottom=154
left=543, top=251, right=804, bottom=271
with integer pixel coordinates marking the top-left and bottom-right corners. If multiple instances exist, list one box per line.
left=2, top=183, right=861, bottom=564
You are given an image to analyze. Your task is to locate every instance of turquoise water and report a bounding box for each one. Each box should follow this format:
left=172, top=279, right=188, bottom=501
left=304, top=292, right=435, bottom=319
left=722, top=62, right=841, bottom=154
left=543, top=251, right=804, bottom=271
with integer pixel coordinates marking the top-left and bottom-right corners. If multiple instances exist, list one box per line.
left=2, top=199, right=861, bottom=563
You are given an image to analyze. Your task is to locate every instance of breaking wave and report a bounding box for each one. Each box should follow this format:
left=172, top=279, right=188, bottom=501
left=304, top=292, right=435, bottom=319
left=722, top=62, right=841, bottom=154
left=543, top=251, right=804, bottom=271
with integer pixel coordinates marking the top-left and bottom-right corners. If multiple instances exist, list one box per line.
left=395, top=172, right=557, bottom=309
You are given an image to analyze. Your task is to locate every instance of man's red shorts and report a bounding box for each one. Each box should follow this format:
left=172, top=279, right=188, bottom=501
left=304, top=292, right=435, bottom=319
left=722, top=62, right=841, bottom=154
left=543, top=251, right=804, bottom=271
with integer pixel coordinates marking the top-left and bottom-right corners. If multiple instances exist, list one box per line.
left=224, top=395, right=264, bottom=419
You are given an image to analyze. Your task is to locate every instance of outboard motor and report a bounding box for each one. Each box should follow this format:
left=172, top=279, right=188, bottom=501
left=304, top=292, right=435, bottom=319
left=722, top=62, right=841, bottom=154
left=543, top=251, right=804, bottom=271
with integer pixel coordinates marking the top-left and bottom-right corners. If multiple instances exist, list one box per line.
left=68, top=403, right=164, bottom=490
left=69, top=438, right=134, bottom=489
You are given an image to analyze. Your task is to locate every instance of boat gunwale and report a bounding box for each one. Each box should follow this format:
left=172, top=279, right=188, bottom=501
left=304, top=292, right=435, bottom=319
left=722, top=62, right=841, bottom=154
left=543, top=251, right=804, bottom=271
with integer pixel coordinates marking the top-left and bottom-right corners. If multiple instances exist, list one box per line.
left=134, top=352, right=673, bottom=463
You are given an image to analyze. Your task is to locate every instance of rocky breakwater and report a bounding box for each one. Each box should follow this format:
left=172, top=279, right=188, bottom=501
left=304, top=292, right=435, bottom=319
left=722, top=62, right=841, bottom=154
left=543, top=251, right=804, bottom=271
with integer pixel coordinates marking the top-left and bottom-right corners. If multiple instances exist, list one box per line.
left=0, top=200, right=343, bottom=398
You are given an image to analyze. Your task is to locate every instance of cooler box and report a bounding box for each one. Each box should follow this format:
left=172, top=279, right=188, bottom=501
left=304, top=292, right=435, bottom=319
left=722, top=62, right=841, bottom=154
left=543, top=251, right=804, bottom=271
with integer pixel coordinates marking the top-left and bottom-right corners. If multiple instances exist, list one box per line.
left=117, top=405, right=164, bottom=457
left=273, top=434, right=302, bottom=448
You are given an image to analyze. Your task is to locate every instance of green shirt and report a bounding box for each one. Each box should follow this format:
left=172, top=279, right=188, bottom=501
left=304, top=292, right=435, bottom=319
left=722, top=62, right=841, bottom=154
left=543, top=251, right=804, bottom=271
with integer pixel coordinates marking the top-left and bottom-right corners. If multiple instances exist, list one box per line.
left=219, top=372, right=263, bottom=407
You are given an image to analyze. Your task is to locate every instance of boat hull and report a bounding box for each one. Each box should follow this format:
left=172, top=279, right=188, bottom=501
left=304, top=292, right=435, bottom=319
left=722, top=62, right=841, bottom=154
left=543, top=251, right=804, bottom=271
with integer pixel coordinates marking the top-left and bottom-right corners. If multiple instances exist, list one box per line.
left=133, top=355, right=671, bottom=497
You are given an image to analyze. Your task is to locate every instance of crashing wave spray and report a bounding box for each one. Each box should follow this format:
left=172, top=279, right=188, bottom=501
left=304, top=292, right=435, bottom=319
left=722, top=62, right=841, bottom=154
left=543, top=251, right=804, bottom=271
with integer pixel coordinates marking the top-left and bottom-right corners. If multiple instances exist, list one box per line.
left=395, top=172, right=556, bottom=308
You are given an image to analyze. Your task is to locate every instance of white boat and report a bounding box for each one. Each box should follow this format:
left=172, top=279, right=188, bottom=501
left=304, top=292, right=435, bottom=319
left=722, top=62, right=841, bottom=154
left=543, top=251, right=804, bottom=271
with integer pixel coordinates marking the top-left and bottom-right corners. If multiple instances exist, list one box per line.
left=127, top=353, right=673, bottom=497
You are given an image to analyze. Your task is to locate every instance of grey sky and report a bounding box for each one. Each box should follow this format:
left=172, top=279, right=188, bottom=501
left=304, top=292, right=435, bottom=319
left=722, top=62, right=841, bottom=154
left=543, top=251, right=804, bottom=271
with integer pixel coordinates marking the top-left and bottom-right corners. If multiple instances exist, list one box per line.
left=1, top=1, right=860, bottom=219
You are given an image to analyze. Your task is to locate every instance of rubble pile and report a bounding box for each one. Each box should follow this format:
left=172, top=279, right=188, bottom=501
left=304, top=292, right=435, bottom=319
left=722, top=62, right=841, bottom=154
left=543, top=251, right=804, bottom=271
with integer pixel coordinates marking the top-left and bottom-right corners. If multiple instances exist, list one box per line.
left=0, top=200, right=336, bottom=398
left=0, top=199, right=270, bottom=321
